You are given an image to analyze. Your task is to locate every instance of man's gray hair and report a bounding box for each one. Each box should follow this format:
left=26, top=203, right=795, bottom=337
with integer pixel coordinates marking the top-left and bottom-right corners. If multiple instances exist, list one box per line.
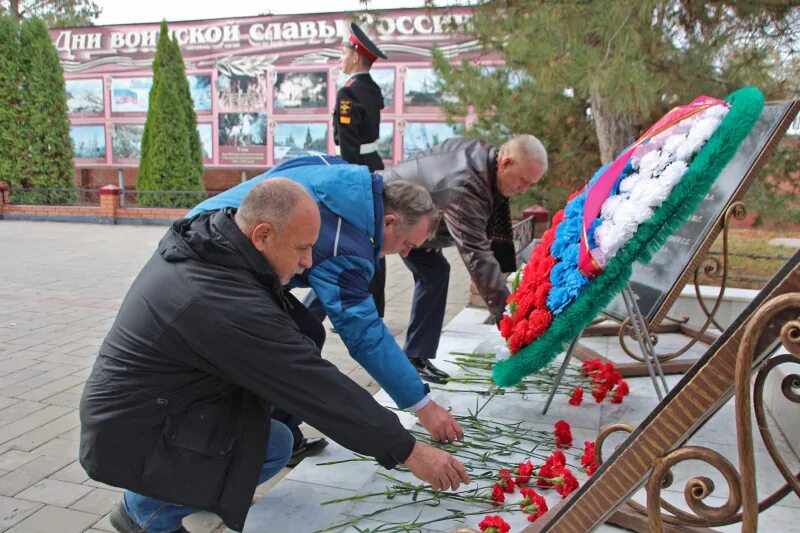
left=502, top=134, right=549, bottom=173
left=383, top=180, right=439, bottom=230
left=235, top=178, right=310, bottom=234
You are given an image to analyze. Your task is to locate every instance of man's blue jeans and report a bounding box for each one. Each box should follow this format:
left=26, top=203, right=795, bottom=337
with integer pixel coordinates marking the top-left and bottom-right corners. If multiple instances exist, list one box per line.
left=122, top=419, right=294, bottom=533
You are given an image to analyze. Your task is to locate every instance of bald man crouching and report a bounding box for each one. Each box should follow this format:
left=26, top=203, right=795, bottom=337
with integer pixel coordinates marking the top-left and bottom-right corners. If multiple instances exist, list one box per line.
left=78, top=179, right=468, bottom=533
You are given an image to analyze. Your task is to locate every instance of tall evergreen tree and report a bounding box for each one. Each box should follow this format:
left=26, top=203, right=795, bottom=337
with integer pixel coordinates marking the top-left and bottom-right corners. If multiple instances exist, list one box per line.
left=433, top=0, right=799, bottom=211
left=0, top=15, right=28, bottom=189
left=19, top=16, right=73, bottom=203
left=168, top=35, right=203, bottom=185
left=137, top=20, right=204, bottom=208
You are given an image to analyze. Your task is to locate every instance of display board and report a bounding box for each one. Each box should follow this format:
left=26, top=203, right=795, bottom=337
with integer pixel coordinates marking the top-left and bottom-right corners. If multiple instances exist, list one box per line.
left=52, top=8, right=484, bottom=168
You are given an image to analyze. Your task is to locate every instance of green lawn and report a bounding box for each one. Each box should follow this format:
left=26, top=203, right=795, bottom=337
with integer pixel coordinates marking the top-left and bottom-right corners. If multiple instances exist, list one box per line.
left=702, top=229, right=797, bottom=289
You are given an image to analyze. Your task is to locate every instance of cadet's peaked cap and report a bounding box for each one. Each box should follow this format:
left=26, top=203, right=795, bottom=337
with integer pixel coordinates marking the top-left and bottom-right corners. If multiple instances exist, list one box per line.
left=346, top=22, right=387, bottom=61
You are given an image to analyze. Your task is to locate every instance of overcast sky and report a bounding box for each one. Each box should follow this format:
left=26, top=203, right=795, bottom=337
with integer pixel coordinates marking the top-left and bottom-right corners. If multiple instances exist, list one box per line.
left=94, top=0, right=448, bottom=25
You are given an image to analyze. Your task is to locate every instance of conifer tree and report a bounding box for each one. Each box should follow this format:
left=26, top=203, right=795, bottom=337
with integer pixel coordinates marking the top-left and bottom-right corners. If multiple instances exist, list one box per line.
left=168, top=35, right=203, bottom=186
left=433, top=1, right=799, bottom=211
left=19, top=16, right=73, bottom=203
left=0, top=15, right=28, bottom=189
left=137, top=20, right=204, bottom=207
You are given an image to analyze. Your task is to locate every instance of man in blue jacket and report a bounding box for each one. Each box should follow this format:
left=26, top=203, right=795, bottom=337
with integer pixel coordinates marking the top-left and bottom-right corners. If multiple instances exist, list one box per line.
left=188, top=155, right=463, bottom=464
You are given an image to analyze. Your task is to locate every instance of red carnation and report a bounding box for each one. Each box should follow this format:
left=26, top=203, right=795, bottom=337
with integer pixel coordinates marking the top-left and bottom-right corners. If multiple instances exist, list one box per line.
left=554, top=420, right=573, bottom=449
left=491, top=483, right=505, bottom=505
left=591, top=384, right=608, bottom=403
left=580, top=441, right=598, bottom=476
left=499, top=315, right=513, bottom=338
left=546, top=450, right=567, bottom=468
left=515, top=291, right=535, bottom=320
left=553, top=466, right=579, bottom=497
left=533, top=281, right=552, bottom=308
left=581, top=359, right=604, bottom=379
left=520, top=487, right=548, bottom=522
left=552, top=208, right=566, bottom=227
left=526, top=309, right=552, bottom=339
left=497, top=469, right=516, bottom=493
left=508, top=333, right=524, bottom=354
left=479, top=515, right=511, bottom=533
left=515, top=460, right=535, bottom=485
left=611, top=380, right=630, bottom=403
left=536, top=255, right=556, bottom=280
left=568, top=386, right=584, bottom=406
left=602, top=363, right=622, bottom=387
left=536, top=463, right=555, bottom=488
left=539, top=228, right=556, bottom=249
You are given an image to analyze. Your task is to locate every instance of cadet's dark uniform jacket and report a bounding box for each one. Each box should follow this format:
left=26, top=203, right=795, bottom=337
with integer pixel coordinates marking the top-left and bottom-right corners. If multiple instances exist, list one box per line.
left=334, top=73, right=384, bottom=171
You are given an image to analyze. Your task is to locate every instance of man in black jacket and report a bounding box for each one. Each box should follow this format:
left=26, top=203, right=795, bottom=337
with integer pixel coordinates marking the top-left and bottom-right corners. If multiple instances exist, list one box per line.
left=79, top=179, right=468, bottom=533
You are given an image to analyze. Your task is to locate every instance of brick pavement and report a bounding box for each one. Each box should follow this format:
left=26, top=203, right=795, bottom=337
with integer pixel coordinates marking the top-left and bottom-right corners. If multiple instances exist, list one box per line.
left=0, top=221, right=474, bottom=532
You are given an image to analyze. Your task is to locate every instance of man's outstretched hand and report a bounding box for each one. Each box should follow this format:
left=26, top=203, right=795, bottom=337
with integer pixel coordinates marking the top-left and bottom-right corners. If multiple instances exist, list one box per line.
left=404, top=442, right=470, bottom=490
left=416, top=400, right=463, bottom=443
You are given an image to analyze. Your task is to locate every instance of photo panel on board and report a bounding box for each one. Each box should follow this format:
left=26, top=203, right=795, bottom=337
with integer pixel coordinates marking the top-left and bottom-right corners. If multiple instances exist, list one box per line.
left=187, top=74, right=213, bottom=113
left=273, top=122, right=328, bottom=161
left=197, top=123, right=213, bottom=162
left=70, top=125, right=106, bottom=163
left=402, top=68, right=455, bottom=108
left=66, top=79, right=104, bottom=116
left=111, top=123, right=212, bottom=165
left=216, top=67, right=268, bottom=111
left=111, top=124, right=145, bottom=163
left=378, top=122, right=394, bottom=161
left=272, top=71, right=328, bottom=114
left=110, top=77, right=153, bottom=115
left=218, top=112, right=267, bottom=165
left=403, top=122, right=464, bottom=159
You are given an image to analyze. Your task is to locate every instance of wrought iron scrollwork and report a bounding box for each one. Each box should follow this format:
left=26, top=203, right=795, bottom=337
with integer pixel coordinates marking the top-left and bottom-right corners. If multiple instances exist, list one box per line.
left=617, top=201, right=747, bottom=363
left=630, top=293, right=800, bottom=532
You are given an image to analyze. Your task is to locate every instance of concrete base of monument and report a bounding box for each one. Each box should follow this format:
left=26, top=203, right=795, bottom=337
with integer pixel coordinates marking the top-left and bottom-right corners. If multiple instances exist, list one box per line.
left=228, top=306, right=799, bottom=533
left=669, top=284, right=758, bottom=327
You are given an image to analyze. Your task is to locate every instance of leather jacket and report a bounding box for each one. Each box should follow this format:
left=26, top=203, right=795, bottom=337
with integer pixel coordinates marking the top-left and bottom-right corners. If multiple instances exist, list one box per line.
left=382, top=137, right=510, bottom=319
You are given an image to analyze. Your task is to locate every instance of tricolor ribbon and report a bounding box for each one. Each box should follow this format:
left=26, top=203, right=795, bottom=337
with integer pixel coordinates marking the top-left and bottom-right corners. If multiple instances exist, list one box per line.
left=578, top=95, right=727, bottom=278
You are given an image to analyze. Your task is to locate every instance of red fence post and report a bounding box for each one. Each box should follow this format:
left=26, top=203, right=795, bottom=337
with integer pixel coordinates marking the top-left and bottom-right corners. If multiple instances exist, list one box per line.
left=0, top=182, right=8, bottom=217
left=99, top=184, right=120, bottom=221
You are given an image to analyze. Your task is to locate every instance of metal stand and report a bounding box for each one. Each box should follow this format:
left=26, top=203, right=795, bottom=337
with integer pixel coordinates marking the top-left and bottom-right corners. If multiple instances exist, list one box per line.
left=542, top=283, right=670, bottom=414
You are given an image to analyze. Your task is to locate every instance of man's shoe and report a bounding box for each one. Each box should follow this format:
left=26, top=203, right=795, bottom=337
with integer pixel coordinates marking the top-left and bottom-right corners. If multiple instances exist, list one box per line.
left=110, top=501, right=190, bottom=533
left=423, top=360, right=450, bottom=379
left=409, top=358, right=450, bottom=384
left=286, top=437, right=329, bottom=468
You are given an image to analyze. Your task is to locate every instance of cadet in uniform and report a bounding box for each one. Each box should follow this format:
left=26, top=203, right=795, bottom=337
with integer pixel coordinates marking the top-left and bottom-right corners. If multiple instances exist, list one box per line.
left=333, top=22, right=388, bottom=172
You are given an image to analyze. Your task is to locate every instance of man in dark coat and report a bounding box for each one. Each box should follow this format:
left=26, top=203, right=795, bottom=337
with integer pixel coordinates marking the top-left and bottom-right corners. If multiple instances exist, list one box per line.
left=79, top=179, right=468, bottom=533
left=334, top=22, right=389, bottom=316
left=382, top=135, right=548, bottom=383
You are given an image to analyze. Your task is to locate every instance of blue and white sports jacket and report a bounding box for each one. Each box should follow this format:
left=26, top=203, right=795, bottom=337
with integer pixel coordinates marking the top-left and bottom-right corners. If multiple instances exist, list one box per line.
left=187, top=156, right=429, bottom=410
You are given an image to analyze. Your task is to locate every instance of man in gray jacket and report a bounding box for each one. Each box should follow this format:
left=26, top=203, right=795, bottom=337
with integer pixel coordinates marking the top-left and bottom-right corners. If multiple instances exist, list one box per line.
left=381, top=135, right=547, bottom=382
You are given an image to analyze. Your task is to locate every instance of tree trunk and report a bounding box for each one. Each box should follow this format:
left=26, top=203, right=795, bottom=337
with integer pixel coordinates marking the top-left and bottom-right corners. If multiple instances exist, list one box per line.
left=9, top=0, right=21, bottom=21
left=589, top=85, right=639, bottom=164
